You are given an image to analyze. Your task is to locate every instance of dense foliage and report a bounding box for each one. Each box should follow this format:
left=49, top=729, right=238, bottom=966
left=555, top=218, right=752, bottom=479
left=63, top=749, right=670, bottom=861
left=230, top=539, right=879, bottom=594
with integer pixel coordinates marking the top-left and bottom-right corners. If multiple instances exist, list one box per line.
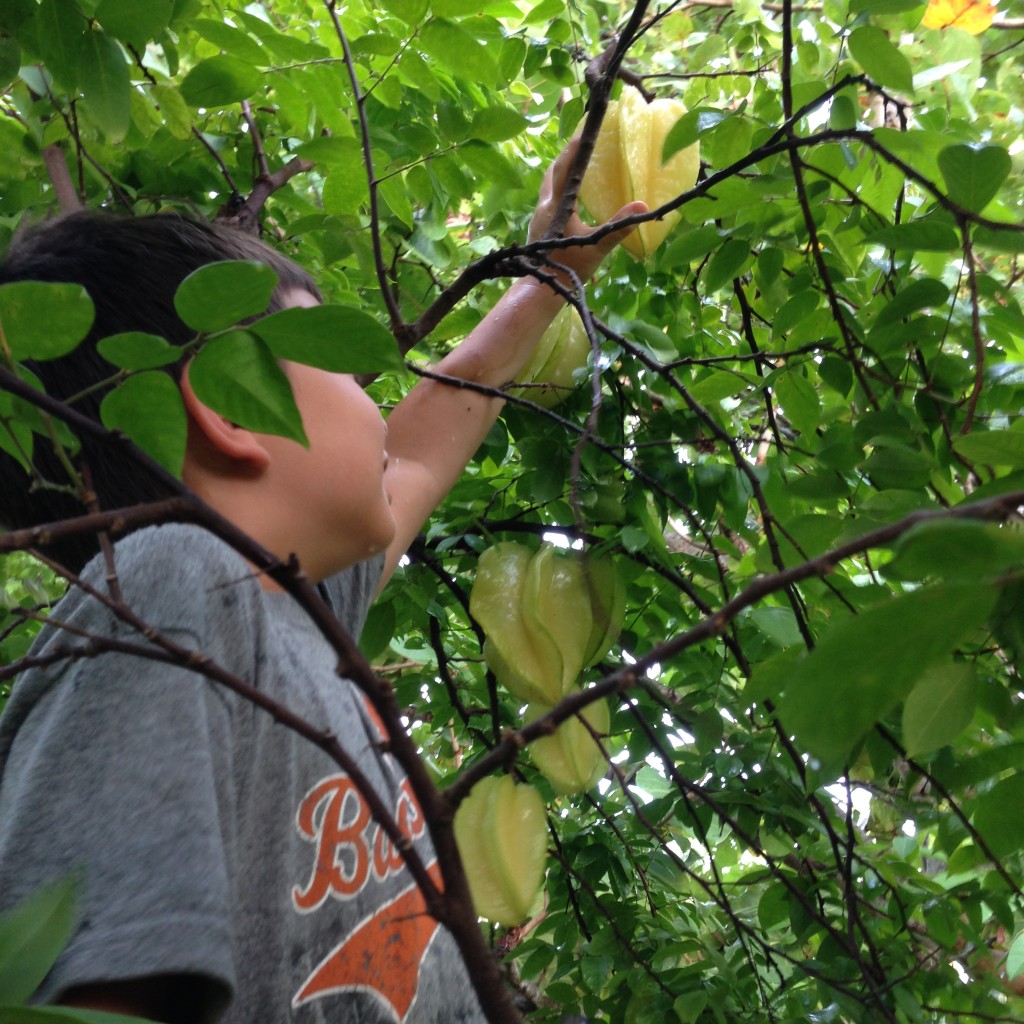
left=3, top=0, right=1024, bottom=1021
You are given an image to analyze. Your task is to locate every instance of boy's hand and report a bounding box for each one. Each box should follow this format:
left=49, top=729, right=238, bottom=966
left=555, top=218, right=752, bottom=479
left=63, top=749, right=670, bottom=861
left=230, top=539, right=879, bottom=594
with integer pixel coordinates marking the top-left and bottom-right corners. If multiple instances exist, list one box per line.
left=527, top=135, right=647, bottom=288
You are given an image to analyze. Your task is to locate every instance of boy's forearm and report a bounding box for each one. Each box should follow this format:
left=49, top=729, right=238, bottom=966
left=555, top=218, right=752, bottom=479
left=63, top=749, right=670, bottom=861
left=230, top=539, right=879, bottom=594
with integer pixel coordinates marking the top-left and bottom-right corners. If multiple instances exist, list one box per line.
left=379, top=276, right=568, bottom=582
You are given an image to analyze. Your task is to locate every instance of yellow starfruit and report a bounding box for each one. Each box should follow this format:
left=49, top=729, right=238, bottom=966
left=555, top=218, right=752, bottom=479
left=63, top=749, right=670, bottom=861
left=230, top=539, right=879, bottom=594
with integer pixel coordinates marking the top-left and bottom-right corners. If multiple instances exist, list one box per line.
left=578, top=85, right=700, bottom=260
left=453, top=775, right=547, bottom=925
left=526, top=695, right=610, bottom=794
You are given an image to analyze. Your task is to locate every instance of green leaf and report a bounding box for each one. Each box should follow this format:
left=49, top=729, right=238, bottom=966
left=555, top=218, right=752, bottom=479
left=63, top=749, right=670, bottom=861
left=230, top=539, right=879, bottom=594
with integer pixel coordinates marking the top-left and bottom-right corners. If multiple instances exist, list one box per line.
left=252, top=305, right=405, bottom=374
left=0, top=35, right=20, bottom=87
left=0, top=878, right=77, bottom=1004
left=776, top=583, right=997, bottom=765
left=94, top=0, right=174, bottom=48
left=1007, top=931, right=1024, bottom=981
left=189, top=330, right=307, bottom=445
left=873, top=278, right=950, bottom=329
left=703, top=239, right=751, bottom=292
left=867, top=221, right=961, bottom=251
left=662, top=109, right=727, bottom=161
left=173, top=261, right=279, bottom=334
left=77, top=28, right=131, bottom=141
left=179, top=54, right=263, bottom=107
left=459, top=140, right=522, bottom=190
left=938, top=143, right=1011, bottom=214
left=851, top=0, right=925, bottom=10
left=862, top=445, right=932, bottom=490
left=886, top=518, right=1024, bottom=582
left=468, top=105, right=528, bottom=142
left=973, top=773, right=1024, bottom=858
left=0, top=282, right=95, bottom=361
left=418, top=20, right=497, bottom=86
left=100, top=372, right=187, bottom=475
left=954, top=430, right=1024, bottom=468
left=902, top=662, right=977, bottom=756
left=97, top=332, right=182, bottom=370
left=847, top=27, right=914, bottom=94
left=32, top=0, right=86, bottom=90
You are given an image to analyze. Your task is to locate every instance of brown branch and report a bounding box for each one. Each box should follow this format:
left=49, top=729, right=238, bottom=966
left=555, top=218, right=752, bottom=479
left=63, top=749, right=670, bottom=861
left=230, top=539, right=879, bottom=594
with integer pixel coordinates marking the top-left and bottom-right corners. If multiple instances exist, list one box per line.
left=229, top=156, right=314, bottom=233
left=324, top=0, right=408, bottom=342
left=41, top=143, right=83, bottom=213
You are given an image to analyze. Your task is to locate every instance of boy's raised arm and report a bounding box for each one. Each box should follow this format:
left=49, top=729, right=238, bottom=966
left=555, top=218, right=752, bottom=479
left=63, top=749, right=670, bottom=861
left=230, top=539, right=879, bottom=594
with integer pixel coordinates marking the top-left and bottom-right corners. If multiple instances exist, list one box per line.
left=379, top=139, right=644, bottom=586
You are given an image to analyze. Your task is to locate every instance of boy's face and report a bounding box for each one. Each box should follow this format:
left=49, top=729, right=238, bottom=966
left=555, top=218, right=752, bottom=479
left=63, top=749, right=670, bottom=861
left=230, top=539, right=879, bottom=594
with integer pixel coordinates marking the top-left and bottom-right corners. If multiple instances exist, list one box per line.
left=259, top=288, right=397, bottom=575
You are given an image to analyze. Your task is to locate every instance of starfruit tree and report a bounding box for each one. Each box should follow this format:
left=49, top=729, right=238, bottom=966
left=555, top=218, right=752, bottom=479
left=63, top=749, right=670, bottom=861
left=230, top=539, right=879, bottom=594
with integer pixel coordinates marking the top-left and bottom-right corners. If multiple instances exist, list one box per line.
left=3, top=0, right=1024, bottom=1022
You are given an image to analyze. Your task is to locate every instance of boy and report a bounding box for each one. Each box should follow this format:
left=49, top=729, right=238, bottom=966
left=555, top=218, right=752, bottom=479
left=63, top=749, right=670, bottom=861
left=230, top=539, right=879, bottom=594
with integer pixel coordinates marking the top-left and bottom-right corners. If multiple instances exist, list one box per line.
left=0, top=141, right=642, bottom=1022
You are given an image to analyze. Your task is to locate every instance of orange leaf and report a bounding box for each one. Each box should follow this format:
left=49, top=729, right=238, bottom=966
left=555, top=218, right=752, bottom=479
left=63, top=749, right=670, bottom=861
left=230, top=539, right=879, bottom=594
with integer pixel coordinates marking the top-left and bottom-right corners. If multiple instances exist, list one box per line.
left=921, top=0, right=996, bottom=33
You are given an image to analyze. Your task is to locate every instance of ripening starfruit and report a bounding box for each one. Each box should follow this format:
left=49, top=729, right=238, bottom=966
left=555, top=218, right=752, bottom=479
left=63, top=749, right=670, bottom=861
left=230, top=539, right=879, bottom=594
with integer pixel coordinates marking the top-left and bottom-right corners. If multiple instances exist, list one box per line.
left=512, top=305, right=591, bottom=408
left=470, top=543, right=565, bottom=705
left=453, top=775, right=547, bottom=925
left=470, top=542, right=626, bottom=704
left=578, top=84, right=700, bottom=260
left=526, top=694, right=610, bottom=794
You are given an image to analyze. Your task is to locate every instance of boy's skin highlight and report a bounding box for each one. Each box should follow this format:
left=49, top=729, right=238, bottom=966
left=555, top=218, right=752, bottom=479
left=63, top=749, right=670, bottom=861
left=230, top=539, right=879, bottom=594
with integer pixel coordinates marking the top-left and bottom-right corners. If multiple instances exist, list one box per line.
left=55, top=137, right=644, bottom=1021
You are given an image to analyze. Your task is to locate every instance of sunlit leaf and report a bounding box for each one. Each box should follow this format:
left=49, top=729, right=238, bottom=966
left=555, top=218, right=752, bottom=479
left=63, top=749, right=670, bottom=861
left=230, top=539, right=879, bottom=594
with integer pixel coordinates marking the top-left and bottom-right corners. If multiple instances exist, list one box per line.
left=848, top=26, right=915, bottom=94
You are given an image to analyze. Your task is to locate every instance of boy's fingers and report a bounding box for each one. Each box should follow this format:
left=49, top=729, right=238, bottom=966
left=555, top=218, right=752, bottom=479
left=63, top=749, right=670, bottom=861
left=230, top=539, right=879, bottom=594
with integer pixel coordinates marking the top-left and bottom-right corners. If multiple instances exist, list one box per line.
left=596, top=201, right=648, bottom=253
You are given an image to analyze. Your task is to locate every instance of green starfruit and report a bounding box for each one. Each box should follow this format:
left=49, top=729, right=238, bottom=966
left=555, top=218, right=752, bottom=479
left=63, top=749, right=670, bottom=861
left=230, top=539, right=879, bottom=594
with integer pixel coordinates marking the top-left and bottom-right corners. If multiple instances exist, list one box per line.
left=511, top=304, right=591, bottom=408
left=527, top=694, right=610, bottom=794
left=470, top=542, right=626, bottom=703
left=453, top=775, right=547, bottom=925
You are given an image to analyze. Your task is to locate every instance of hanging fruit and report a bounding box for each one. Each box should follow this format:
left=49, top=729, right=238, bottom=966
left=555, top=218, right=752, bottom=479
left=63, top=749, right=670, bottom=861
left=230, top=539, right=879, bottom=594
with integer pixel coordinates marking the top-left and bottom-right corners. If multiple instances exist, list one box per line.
left=578, top=84, right=700, bottom=260
left=511, top=304, right=591, bottom=408
left=526, top=694, right=610, bottom=794
left=469, top=542, right=626, bottom=705
left=452, top=775, right=547, bottom=925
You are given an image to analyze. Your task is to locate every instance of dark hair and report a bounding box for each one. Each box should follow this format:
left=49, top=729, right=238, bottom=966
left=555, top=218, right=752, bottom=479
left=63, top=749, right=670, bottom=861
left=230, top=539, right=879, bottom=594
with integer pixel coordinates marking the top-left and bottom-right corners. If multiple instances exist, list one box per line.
left=0, top=211, right=321, bottom=572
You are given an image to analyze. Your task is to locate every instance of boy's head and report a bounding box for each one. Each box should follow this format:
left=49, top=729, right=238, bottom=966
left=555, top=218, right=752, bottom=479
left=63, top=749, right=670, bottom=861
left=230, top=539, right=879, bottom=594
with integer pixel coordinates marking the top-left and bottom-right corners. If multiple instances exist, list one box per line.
left=0, top=211, right=321, bottom=572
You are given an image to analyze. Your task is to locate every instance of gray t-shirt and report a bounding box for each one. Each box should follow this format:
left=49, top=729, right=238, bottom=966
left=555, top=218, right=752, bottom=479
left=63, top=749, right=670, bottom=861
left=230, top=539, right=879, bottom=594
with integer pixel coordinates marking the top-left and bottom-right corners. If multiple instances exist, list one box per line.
left=0, top=524, right=483, bottom=1023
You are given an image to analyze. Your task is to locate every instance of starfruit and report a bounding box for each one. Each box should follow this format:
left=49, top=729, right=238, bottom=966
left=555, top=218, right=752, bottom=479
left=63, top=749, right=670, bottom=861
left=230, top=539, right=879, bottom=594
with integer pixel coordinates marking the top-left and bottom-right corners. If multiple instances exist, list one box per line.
left=453, top=775, right=547, bottom=925
left=526, top=694, right=610, bottom=794
left=512, top=305, right=591, bottom=408
left=581, top=554, right=627, bottom=668
left=578, top=84, right=700, bottom=260
left=470, top=542, right=626, bottom=704
left=470, top=543, right=565, bottom=704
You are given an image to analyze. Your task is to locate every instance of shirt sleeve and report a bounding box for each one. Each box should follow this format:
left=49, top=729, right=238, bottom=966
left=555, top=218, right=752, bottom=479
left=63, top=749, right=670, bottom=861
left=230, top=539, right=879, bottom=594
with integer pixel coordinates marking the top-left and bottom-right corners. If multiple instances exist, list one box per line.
left=0, top=526, right=262, bottom=1017
left=317, top=552, right=385, bottom=638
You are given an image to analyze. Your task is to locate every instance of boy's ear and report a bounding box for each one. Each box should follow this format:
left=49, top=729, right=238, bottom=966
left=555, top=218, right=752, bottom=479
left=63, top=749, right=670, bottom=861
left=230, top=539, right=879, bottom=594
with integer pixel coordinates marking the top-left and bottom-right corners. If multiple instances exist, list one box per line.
left=179, top=361, right=271, bottom=469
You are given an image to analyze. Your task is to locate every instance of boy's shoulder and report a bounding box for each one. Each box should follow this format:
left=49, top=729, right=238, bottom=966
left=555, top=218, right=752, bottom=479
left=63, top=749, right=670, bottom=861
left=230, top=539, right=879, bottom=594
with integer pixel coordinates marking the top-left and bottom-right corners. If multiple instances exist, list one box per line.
left=22, top=523, right=265, bottom=661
